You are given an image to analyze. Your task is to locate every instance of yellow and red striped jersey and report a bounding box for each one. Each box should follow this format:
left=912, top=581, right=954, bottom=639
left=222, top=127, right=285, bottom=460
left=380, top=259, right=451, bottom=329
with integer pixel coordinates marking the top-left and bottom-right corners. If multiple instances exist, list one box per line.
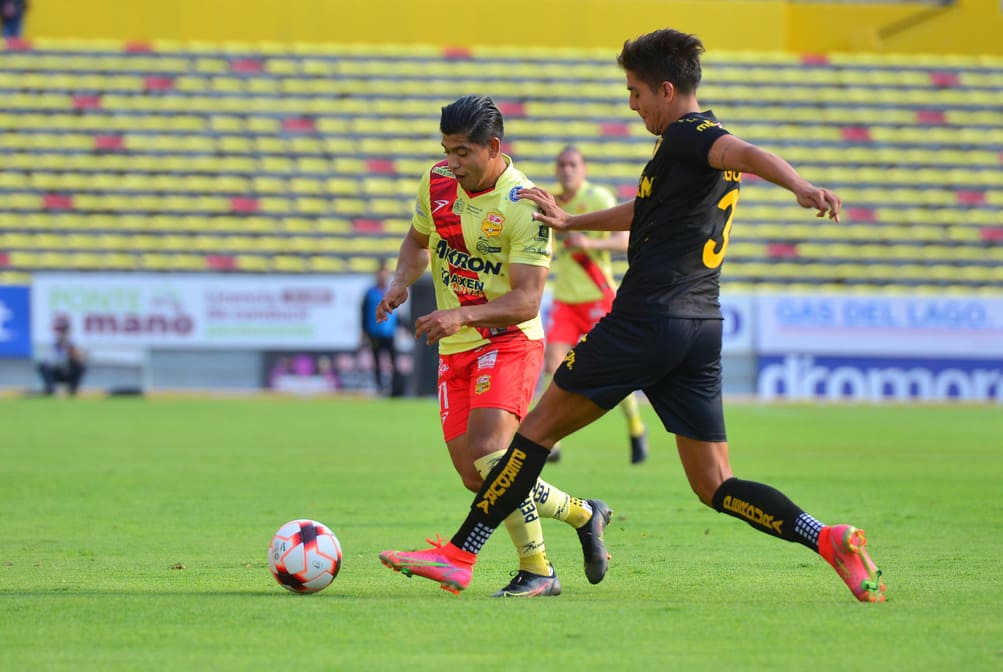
left=551, top=180, right=618, bottom=304
left=411, top=156, right=552, bottom=355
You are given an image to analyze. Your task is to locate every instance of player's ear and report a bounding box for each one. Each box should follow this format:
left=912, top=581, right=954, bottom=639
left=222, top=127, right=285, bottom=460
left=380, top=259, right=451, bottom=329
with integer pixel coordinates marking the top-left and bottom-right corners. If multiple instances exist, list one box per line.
left=488, top=136, right=502, bottom=158
left=660, top=80, right=675, bottom=101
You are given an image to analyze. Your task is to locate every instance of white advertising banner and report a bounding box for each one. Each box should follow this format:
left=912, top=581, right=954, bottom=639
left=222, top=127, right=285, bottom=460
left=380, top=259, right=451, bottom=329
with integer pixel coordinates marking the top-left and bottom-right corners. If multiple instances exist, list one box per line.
left=31, top=273, right=372, bottom=349
left=757, top=294, right=1003, bottom=358
left=720, top=292, right=755, bottom=355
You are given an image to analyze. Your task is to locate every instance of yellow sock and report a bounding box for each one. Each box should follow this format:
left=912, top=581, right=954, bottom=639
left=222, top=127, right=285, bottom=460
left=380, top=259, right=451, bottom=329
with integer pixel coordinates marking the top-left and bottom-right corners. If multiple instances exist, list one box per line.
left=619, top=392, right=645, bottom=437
left=532, top=478, right=593, bottom=529
left=474, top=451, right=551, bottom=575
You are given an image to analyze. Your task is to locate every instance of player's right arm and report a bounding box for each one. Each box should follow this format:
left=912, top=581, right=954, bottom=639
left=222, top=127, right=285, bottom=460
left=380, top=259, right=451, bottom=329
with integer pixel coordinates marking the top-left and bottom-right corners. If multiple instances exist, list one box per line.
left=379, top=169, right=437, bottom=323
left=519, top=187, right=634, bottom=232
left=377, top=224, right=431, bottom=324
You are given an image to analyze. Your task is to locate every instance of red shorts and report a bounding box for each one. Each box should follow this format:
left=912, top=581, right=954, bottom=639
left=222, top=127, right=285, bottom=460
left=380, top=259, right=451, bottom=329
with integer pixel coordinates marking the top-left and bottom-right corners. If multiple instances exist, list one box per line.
left=546, top=298, right=614, bottom=346
left=437, top=337, right=544, bottom=441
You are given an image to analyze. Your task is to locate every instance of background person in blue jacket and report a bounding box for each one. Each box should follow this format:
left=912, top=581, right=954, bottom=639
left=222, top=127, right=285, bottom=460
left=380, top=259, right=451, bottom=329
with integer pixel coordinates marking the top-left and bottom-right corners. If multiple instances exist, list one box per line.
left=361, top=261, right=401, bottom=395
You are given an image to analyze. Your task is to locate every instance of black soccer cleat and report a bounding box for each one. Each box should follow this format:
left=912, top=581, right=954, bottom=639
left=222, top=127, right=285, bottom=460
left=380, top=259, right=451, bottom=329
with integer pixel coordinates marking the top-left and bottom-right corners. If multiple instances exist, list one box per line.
left=490, top=567, right=562, bottom=597
left=577, top=499, right=613, bottom=584
left=630, top=431, right=649, bottom=464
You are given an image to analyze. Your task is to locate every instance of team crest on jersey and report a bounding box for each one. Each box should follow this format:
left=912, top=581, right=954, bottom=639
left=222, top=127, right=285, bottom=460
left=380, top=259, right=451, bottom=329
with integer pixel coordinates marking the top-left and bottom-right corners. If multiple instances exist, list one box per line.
left=508, top=186, right=523, bottom=202
left=475, top=374, right=492, bottom=395
left=482, top=212, right=505, bottom=237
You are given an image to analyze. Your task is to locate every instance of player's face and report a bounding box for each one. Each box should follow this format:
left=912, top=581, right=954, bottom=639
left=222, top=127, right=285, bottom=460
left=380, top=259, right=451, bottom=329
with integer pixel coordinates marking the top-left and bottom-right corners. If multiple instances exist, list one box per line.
left=441, top=133, right=498, bottom=193
left=625, top=70, right=670, bottom=135
left=555, top=150, right=586, bottom=193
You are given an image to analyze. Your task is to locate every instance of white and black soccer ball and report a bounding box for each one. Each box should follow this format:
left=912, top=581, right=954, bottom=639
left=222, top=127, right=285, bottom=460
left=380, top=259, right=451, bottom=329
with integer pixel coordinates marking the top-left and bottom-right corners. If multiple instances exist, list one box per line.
left=268, top=519, right=342, bottom=593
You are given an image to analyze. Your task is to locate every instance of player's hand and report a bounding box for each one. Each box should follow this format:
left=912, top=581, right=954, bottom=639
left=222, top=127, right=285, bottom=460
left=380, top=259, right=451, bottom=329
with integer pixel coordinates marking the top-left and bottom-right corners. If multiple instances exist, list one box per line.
left=794, top=183, right=842, bottom=222
left=518, top=187, right=572, bottom=231
left=376, top=283, right=408, bottom=323
left=414, top=309, right=464, bottom=345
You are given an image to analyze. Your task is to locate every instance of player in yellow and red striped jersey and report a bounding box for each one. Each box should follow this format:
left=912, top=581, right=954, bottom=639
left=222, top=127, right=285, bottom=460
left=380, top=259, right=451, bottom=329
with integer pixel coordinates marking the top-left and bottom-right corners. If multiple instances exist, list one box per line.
left=376, top=96, right=611, bottom=597
left=543, top=146, right=648, bottom=464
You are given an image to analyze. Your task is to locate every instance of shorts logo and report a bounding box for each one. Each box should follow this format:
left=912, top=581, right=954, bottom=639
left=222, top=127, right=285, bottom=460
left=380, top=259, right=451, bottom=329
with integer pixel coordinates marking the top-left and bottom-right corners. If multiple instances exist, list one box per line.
left=481, top=212, right=505, bottom=238
left=441, top=411, right=449, bottom=425
left=438, top=358, right=449, bottom=376
left=562, top=334, right=586, bottom=371
left=477, top=349, right=498, bottom=370
left=475, top=374, right=491, bottom=395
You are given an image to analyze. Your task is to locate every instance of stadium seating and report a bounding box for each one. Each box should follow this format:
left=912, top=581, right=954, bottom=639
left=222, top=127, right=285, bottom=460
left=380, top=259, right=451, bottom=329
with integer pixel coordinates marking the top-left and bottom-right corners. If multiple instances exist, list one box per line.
left=1, top=37, right=1000, bottom=292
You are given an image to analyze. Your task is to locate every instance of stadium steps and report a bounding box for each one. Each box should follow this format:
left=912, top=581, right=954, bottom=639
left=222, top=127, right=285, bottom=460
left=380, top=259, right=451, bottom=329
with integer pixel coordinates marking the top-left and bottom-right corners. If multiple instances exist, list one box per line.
left=0, top=38, right=1000, bottom=290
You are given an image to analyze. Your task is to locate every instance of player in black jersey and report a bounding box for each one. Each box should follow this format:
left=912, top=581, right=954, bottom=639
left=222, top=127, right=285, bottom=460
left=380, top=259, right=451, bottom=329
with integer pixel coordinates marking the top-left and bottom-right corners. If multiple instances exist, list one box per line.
left=378, top=29, right=886, bottom=603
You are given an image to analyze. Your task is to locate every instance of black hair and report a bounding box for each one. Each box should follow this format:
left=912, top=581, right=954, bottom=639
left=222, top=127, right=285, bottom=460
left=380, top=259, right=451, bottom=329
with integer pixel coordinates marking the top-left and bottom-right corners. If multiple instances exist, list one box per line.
left=617, top=29, right=705, bottom=95
left=439, top=95, right=504, bottom=146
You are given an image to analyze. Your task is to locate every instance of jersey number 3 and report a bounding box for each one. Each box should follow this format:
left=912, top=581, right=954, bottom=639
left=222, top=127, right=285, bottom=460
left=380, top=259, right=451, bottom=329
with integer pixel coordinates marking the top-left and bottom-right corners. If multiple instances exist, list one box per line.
left=702, top=188, right=740, bottom=269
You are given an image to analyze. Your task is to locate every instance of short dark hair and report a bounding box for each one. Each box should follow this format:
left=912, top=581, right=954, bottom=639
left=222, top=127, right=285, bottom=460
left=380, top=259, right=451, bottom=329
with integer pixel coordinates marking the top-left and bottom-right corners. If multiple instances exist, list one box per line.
left=557, top=145, right=584, bottom=162
left=440, top=95, right=504, bottom=146
left=617, top=29, right=705, bottom=95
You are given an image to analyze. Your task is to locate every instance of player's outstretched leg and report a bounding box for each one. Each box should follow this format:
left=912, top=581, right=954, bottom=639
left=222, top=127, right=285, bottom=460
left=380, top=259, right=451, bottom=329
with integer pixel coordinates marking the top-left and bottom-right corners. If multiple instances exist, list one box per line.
left=709, top=477, right=887, bottom=602
left=379, top=535, right=476, bottom=595
left=818, top=525, right=886, bottom=603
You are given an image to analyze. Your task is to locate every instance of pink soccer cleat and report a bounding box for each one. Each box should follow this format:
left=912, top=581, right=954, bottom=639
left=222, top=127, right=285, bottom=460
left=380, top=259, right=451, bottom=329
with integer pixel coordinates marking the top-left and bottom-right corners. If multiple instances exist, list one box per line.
left=818, top=524, right=886, bottom=603
left=379, top=535, right=474, bottom=595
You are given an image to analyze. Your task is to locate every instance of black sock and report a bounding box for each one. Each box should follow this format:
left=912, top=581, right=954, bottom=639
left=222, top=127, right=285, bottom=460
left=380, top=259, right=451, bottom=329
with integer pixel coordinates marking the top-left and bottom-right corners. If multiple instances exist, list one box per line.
left=711, top=477, right=824, bottom=552
left=451, top=433, right=550, bottom=554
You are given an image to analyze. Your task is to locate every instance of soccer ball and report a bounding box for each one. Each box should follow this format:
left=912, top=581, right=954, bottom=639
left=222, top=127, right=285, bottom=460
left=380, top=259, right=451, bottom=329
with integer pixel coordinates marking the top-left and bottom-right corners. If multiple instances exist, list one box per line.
left=268, top=519, right=342, bottom=593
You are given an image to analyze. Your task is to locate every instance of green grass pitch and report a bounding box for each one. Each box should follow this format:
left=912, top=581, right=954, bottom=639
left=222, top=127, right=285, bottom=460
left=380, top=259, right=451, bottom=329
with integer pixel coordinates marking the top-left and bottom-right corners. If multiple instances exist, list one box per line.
left=1, top=397, right=1001, bottom=671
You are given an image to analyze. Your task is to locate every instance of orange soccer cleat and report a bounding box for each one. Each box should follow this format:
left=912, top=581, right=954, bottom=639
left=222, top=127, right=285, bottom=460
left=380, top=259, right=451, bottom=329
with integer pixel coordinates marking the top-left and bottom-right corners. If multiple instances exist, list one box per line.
left=379, top=535, right=475, bottom=595
left=818, top=524, right=886, bottom=603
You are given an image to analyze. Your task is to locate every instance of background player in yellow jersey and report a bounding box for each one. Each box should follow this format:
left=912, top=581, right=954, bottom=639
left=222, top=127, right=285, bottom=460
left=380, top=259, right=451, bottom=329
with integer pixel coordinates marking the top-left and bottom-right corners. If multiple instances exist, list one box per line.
left=376, top=95, right=611, bottom=596
left=544, top=146, right=648, bottom=464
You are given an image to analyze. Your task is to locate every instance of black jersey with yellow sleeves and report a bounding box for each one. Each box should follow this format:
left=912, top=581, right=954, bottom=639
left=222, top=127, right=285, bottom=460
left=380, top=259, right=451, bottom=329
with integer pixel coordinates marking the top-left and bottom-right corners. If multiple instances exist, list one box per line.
left=614, top=111, right=739, bottom=318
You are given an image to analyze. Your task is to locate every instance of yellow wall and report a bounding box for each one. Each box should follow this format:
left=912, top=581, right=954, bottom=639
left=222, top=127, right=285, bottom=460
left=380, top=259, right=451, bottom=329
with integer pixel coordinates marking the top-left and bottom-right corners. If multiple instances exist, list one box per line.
left=21, top=0, right=1003, bottom=55
left=786, top=0, right=1003, bottom=55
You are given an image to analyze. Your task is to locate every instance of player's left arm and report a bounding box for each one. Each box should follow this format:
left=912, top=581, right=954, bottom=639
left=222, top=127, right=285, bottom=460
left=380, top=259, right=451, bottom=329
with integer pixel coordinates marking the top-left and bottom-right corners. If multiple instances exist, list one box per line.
left=414, top=263, right=547, bottom=345
left=707, top=135, right=841, bottom=221
left=564, top=230, right=628, bottom=252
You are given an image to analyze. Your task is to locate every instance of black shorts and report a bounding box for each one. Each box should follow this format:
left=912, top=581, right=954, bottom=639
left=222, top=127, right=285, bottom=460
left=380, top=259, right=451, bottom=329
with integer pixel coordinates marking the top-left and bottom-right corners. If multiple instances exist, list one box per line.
left=552, top=312, right=726, bottom=442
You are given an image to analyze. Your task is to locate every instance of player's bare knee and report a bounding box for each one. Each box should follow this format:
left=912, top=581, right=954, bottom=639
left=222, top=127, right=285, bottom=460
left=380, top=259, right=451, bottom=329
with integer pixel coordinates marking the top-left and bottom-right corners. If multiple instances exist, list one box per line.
left=461, top=474, right=483, bottom=493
